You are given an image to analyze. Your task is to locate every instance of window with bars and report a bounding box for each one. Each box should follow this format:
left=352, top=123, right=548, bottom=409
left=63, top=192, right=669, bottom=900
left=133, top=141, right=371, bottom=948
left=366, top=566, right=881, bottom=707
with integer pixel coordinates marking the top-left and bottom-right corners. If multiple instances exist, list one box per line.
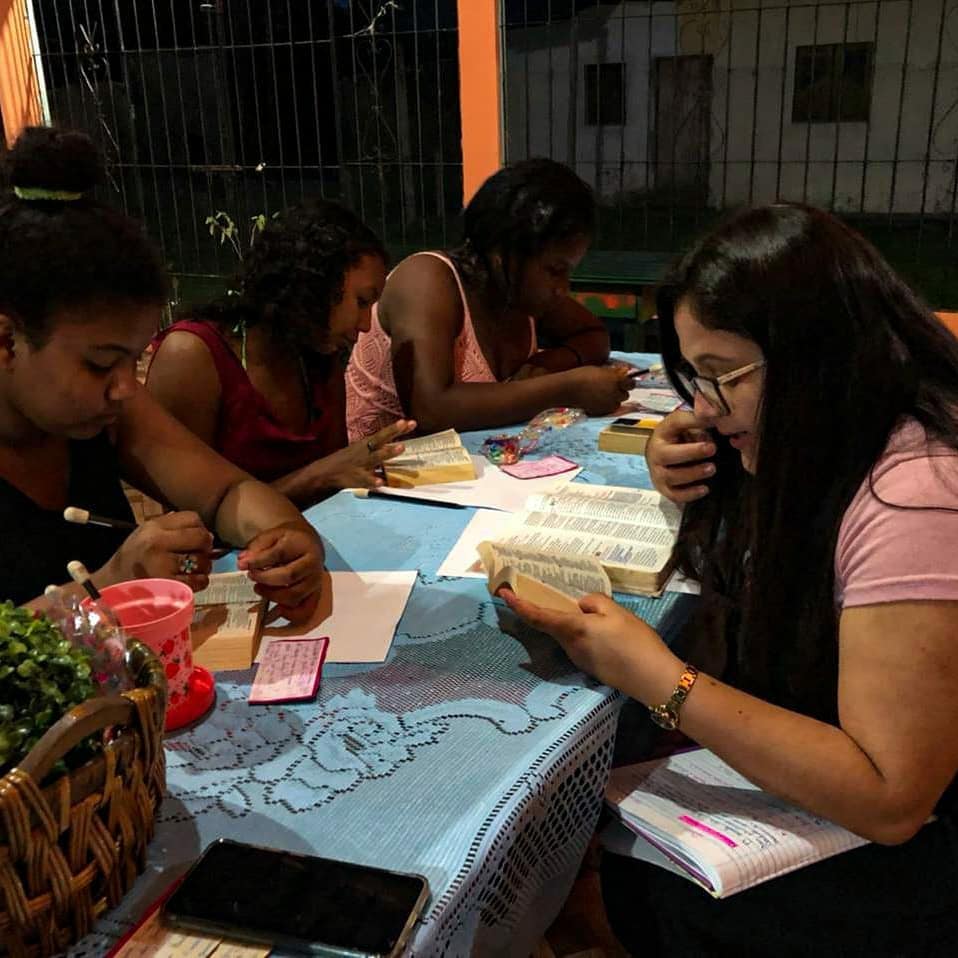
left=792, top=42, right=874, bottom=123
left=584, top=62, right=625, bottom=126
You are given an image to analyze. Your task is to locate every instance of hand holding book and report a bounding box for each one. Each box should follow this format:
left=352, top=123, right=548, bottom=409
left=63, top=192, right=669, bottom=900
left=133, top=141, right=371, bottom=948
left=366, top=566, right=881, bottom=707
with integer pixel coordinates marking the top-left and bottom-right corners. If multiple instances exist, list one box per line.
left=311, top=418, right=417, bottom=491
left=498, top=587, right=682, bottom=703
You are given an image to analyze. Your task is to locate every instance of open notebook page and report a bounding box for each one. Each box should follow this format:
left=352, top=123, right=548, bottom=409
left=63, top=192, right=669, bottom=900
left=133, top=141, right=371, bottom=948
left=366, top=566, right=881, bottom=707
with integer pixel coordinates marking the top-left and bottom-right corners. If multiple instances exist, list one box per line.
left=607, top=749, right=869, bottom=898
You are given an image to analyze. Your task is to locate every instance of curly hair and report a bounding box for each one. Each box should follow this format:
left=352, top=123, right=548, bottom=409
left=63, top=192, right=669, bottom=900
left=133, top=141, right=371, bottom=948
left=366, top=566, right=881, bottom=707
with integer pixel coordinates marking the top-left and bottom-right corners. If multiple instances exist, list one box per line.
left=194, top=199, right=386, bottom=349
left=0, top=126, right=168, bottom=347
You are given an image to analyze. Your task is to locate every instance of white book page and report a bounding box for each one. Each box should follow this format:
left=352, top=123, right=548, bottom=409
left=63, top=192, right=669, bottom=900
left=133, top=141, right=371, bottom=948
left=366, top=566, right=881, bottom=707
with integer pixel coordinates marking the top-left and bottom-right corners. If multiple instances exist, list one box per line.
left=397, top=428, right=462, bottom=455
left=193, top=571, right=260, bottom=606
left=607, top=750, right=869, bottom=897
left=498, top=511, right=674, bottom=573
left=387, top=445, right=473, bottom=468
left=599, top=818, right=719, bottom=893
left=528, top=484, right=682, bottom=531
left=477, top=540, right=612, bottom=598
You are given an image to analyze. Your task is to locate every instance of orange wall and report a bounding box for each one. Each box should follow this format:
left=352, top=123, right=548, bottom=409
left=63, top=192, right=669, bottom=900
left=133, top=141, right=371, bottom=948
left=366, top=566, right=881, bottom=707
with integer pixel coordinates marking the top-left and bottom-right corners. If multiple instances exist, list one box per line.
left=0, top=0, right=42, bottom=145
left=457, top=0, right=502, bottom=206
left=937, top=312, right=958, bottom=337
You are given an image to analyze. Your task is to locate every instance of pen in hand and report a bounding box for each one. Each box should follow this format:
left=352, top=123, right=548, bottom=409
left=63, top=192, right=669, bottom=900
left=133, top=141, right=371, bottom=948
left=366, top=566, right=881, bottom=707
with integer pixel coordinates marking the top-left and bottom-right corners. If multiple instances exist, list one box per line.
left=64, top=506, right=233, bottom=557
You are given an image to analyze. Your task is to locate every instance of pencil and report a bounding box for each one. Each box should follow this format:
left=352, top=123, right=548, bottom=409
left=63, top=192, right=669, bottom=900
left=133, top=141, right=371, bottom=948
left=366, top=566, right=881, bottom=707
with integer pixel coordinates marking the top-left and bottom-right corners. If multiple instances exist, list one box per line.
left=64, top=506, right=136, bottom=531
left=351, top=488, right=465, bottom=509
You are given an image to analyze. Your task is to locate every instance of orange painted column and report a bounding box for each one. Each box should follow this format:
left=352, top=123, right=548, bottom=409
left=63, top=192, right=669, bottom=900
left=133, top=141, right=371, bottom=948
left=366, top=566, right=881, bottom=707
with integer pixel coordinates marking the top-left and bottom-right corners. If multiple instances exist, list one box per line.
left=0, top=0, right=43, bottom=145
left=457, top=0, right=503, bottom=206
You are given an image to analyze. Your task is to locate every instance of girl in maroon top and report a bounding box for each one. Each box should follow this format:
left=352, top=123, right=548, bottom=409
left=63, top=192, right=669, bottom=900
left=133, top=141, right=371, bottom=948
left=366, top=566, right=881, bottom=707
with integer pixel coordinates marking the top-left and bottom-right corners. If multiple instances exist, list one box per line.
left=148, top=201, right=413, bottom=508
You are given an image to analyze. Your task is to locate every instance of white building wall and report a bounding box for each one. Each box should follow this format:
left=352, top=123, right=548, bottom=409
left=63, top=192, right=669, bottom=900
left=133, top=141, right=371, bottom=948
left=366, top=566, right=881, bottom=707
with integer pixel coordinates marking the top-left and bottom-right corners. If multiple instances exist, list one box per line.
left=698, top=0, right=958, bottom=213
left=504, top=2, right=678, bottom=196
left=503, top=0, right=958, bottom=214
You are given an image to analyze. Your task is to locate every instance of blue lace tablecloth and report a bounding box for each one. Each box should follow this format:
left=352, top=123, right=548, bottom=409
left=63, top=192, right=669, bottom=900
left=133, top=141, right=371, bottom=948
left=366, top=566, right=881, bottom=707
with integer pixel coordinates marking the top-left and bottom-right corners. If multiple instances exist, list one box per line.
left=71, top=354, right=693, bottom=958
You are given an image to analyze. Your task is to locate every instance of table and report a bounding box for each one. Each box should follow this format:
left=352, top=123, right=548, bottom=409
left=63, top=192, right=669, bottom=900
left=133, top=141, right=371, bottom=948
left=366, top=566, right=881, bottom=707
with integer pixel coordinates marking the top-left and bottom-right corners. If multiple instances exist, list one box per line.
left=70, top=353, right=692, bottom=958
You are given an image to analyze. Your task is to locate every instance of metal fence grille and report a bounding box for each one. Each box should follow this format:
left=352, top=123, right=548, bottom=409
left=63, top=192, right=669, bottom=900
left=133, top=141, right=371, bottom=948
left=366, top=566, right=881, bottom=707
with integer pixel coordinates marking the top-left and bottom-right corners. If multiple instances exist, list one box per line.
left=30, top=0, right=463, bottom=290
left=502, top=0, right=958, bottom=305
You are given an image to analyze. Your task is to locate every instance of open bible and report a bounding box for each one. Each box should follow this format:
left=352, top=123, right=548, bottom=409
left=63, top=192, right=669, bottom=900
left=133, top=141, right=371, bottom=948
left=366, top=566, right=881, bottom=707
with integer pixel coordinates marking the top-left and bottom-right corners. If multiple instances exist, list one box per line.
left=479, top=484, right=681, bottom=598
left=382, top=428, right=477, bottom=487
left=604, top=748, right=870, bottom=898
left=476, top=540, right=612, bottom=613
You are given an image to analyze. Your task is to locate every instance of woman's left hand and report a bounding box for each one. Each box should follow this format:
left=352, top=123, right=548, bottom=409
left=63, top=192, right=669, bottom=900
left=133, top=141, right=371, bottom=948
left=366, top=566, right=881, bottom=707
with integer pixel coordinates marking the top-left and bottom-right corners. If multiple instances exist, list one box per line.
left=500, top=589, right=680, bottom=703
left=238, top=524, right=325, bottom=623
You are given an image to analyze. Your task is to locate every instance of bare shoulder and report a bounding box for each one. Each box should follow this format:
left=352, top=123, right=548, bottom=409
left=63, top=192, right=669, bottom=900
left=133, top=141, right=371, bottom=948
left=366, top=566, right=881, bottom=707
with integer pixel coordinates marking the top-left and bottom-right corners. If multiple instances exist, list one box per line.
left=148, top=329, right=221, bottom=395
left=379, top=253, right=463, bottom=337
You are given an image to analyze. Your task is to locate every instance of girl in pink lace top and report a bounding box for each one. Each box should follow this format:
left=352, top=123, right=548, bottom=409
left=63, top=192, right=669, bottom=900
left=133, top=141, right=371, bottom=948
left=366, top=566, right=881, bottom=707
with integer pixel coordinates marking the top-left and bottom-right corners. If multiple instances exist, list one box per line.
left=346, top=159, right=635, bottom=439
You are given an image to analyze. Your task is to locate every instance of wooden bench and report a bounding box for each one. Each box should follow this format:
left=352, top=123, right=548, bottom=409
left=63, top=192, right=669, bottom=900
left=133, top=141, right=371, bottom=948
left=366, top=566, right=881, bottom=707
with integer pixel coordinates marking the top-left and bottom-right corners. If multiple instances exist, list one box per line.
left=571, top=250, right=674, bottom=352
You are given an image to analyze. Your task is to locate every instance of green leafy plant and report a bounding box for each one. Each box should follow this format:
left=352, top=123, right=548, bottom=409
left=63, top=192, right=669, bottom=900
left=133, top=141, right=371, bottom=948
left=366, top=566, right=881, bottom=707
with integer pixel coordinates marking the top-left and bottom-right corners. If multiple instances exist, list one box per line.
left=205, top=210, right=279, bottom=261
left=0, top=602, right=99, bottom=776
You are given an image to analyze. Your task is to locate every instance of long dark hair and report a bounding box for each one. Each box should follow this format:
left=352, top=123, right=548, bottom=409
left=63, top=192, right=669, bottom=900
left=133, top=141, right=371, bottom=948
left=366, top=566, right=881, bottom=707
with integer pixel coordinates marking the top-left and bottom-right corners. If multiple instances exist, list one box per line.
left=194, top=199, right=386, bottom=350
left=0, top=127, right=168, bottom=345
left=658, top=203, right=958, bottom=722
left=452, top=158, right=595, bottom=304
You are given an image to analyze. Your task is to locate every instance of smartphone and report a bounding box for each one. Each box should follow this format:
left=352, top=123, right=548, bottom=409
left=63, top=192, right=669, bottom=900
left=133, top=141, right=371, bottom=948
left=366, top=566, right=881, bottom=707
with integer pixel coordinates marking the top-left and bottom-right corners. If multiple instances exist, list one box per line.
left=164, top=838, right=430, bottom=957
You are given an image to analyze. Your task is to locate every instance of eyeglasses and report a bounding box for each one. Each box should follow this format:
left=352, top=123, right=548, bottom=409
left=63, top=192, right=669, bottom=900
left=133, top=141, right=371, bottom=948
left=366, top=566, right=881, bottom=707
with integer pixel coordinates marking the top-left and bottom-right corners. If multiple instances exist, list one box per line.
left=674, top=360, right=766, bottom=416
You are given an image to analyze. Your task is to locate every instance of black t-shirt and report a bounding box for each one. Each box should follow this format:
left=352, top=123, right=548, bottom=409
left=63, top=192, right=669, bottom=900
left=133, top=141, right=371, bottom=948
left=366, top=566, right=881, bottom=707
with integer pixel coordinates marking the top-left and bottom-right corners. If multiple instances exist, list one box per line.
left=0, top=433, right=135, bottom=605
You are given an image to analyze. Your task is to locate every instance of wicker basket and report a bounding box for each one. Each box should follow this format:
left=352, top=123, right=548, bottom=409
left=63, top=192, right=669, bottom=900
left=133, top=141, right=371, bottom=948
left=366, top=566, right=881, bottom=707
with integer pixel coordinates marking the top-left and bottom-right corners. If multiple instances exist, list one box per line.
left=0, top=640, right=167, bottom=958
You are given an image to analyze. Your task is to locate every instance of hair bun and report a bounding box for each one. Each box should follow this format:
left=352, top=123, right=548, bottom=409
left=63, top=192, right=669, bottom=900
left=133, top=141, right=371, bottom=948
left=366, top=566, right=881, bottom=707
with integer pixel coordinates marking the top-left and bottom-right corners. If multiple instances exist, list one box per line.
left=6, top=126, right=102, bottom=195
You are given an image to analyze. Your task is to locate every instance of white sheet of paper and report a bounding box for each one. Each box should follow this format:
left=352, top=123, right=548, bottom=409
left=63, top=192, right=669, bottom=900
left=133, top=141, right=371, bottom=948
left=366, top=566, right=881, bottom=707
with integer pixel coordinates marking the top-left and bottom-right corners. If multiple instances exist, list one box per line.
left=661, top=569, right=701, bottom=595
left=374, top=454, right=582, bottom=512
left=626, top=388, right=682, bottom=413
left=606, top=387, right=684, bottom=420
left=257, top=570, right=416, bottom=663
left=437, top=509, right=515, bottom=578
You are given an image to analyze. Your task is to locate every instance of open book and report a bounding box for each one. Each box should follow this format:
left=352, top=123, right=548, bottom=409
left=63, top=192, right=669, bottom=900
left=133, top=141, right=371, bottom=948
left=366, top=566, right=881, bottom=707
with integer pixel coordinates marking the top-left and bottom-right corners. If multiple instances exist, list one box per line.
left=382, top=428, right=477, bottom=488
left=191, top=572, right=267, bottom=671
left=479, top=484, right=681, bottom=596
left=476, top=540, right=612, bottom=613
left=604, top=748, right=869, bottom=898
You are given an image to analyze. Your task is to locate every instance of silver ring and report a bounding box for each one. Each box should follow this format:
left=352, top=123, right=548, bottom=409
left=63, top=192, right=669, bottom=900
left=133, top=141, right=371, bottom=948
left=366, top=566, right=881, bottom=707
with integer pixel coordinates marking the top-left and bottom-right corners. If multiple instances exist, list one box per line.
left=178, top=554, right=198, bottom=575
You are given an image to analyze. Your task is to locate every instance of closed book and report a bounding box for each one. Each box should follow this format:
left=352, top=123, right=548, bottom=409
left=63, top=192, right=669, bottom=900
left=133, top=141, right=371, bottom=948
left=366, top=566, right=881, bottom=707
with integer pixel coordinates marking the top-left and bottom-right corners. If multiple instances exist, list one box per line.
left=597, top=417, right=660, bottom=455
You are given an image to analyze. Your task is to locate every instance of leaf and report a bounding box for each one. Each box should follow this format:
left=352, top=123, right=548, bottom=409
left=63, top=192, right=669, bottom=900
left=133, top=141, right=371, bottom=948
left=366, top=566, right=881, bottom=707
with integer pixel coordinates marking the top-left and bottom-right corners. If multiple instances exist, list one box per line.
left=0, top=603, right=100, bottom=777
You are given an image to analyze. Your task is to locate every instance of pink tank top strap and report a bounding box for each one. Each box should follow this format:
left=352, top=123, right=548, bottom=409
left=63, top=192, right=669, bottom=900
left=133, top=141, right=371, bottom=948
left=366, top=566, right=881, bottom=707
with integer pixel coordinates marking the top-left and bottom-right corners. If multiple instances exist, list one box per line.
left=414, top=251, right=537, bottom=362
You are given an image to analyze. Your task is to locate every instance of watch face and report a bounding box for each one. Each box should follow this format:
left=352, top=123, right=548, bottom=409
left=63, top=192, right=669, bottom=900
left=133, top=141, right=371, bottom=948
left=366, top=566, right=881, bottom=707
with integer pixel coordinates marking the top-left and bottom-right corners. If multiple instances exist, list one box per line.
left=650, top=705, right=678, bottom=730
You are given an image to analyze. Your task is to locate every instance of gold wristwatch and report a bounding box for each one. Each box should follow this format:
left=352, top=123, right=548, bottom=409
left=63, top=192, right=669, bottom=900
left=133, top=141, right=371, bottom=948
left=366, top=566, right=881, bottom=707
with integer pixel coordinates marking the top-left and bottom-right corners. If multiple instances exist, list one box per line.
left=649, top=664, right=699, bottom=730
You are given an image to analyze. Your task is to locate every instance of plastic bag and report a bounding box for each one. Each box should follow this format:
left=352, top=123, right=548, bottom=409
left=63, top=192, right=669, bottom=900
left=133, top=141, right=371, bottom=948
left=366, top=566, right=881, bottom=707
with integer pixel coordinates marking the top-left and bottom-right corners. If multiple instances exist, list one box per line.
left=43, top=585, right=133, bottom=694
left=481, top=407, right=587, bottom=465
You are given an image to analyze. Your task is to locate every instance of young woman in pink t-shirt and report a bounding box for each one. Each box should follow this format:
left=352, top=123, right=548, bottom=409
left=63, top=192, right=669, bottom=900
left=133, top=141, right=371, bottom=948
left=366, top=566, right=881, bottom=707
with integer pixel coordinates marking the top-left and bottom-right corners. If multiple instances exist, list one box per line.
left=504, top=204, right=958, bottom=954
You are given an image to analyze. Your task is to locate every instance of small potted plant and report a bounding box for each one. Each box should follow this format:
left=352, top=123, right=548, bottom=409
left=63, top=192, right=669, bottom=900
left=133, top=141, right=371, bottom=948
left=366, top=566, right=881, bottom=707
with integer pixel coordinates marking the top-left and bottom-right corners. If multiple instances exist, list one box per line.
left=0, top=601, right=102, bottom=776
left=0, top=600, right=167, bottom=956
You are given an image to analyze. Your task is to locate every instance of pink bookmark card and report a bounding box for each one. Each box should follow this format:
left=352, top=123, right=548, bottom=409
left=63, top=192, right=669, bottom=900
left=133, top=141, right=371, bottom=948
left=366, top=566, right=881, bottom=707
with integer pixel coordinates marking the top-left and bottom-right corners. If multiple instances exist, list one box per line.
left=249, top=637, right=329, bottom=704
left=501, top=454, right=579, bottom=480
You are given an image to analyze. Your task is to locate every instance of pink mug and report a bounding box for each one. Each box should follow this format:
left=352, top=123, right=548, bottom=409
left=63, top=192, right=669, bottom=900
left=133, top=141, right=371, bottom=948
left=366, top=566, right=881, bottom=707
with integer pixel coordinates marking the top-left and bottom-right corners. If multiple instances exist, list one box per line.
left=86, top=578, right=195, bottom=708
